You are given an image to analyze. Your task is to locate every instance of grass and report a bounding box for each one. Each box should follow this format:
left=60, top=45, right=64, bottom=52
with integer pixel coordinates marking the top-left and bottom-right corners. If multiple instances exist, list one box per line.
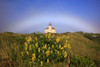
left=63, top=32, right=100, bottom=67
left=0, top=32, right=100, bottom=67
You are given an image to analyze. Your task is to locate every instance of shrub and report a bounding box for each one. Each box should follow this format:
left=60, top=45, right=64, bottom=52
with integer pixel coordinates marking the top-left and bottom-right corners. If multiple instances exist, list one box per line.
left=70, top=55, right=97, bottom=67
left=21, top=33, right=71, bottom=66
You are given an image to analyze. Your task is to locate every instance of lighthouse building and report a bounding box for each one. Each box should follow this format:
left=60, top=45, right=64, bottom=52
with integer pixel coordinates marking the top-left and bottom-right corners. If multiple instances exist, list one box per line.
left=45, top=23, right=56, bottom=33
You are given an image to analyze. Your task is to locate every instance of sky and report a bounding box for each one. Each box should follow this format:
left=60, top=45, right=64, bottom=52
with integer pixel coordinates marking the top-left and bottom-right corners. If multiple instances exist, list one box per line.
left=0, top=0, right=100, bottom=33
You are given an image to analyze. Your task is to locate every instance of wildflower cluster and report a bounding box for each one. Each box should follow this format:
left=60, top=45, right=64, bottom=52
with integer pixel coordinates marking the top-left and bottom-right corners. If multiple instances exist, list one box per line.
left=21, top=33, right=71, bottom=66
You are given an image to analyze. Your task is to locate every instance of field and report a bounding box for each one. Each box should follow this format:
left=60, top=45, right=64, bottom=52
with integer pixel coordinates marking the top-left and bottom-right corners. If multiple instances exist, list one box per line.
left=0, top=32, right=100, bottom=67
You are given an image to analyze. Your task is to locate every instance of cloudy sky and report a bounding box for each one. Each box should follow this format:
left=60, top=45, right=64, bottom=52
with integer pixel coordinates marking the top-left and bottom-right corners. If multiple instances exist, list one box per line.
left=0, top=0, right=100, bottom=33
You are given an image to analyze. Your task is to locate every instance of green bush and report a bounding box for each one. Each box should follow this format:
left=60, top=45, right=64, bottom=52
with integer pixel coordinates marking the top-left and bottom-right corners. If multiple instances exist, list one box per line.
left=21, top=33, right=71, bottom=66
left=70, top=55, right=97, bottom=67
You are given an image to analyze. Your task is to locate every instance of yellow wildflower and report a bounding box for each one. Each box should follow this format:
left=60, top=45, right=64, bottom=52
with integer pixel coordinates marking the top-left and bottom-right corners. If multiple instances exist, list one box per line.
left=35, top=37, right=38, bottom=41
left=64, top=44, right=67, bottom=48
left=48, top=47, right=50, bottom=50
left=32, top=57, right=35, bottom=61
left=68, top=44, right=71, bottom=49
left=32, top=53, right=36, bottom=61
left=27, top=36, right=32, bottom=42
left=56, top=45, right=58, bottom=47
left=41, top=61, right=43, bottom=66
left=57, top=51, right=60, bottom=55
left=29, top=36, right=32, bottom=40
left=47, top=59, right=49, bottom=63
left=64, top=44, right=71, bottom=49
left=32, top=45, right=35, bottom=48
left=48, top=36, right=50, bottom=39
left=46, top=50, right=50, bottom=56
left=43, top=44, right=47, bottom=49
left=25, top=47, right=27, bottom=51
left=38, top=48, right=40, bottom=53
left=62, top=50, right=65, bottom=53
left=56, top=37, right=60, bottom=43
left=63, top=51, right=67, bottom=58
left=42, top=50, right=44, bottom=54
left=59, top=45, right=61, bottom=48
left=41, top=36, right=43, bottom=38
left=29, top=45, right=32, bottom=51
left=25, top=42, right=28, bottom=47
left=45, top=33, right=47, bottom=37
left=64, top=54, right=67, bottom=58
left=54, top=49, right=57, bottom=52
left=32, top=53, right=36, bottom=57
left=61, top=47, right=64, bottom=50
left=51, top=50, right=53, bottom=54
left=66, top=40, right=68, bottom=43
left=21, top=52, right=24, bottom=56
left=52, top=45, right=54, bottom=48
left=48, top=33, right=51, bottom=36
left=35, top=43, right=38, bottom=48
left=26, top=51, right=29, bottom=55
left=47, top=33, right=51, bottom=39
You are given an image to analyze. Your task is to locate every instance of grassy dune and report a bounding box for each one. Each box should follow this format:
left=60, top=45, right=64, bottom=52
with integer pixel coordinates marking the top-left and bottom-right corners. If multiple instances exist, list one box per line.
left=0, top=32, right=100, bottom=67
left=64, top=32, right=100, bottom=66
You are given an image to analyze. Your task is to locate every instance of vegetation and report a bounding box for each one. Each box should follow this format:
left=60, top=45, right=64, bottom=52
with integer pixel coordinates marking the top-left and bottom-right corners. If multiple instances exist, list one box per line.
left=20, top=33, right=71, bottom=66
left=70, top=55, right=96, bottom=67
left=0, top=32, right=100, bottom=67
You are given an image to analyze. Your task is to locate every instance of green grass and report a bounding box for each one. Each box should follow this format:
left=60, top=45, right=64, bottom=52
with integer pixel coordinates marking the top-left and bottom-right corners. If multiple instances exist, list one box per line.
left=0, top=32, right=100, bottom=67
left=64, top=32, right=100, bottom=67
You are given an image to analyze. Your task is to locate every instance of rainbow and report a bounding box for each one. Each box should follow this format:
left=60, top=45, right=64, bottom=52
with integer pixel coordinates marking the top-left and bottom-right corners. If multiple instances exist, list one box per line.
left=8, top=13, right=97, bottom=33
